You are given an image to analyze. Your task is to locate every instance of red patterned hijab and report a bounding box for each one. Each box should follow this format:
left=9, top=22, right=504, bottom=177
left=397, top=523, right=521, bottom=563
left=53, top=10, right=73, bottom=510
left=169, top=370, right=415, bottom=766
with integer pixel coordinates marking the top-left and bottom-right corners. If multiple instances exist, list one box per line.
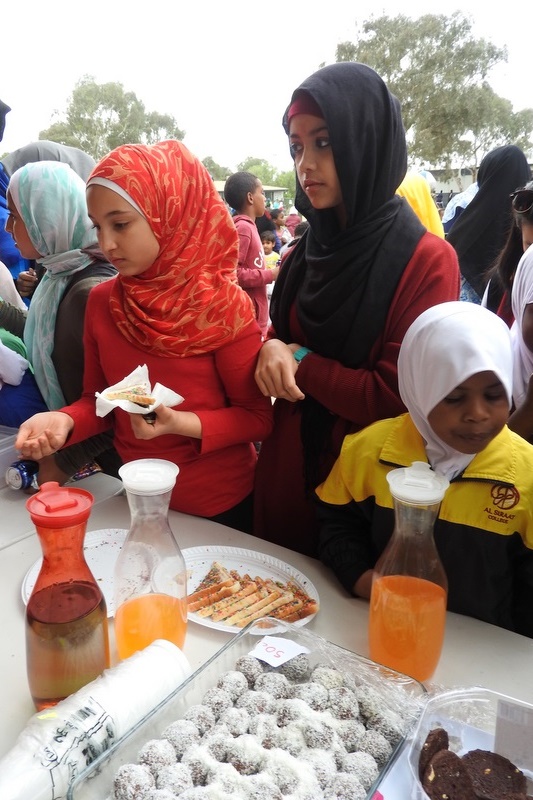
left=87, top=140, right=254, bottom=356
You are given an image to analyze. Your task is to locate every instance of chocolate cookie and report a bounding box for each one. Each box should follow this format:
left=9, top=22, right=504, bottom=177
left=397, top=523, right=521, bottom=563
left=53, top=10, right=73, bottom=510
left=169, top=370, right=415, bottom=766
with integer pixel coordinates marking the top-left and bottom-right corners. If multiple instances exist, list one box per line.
left=506, top=794, right=533, bottom=800
left=422, top=749, right=477, bottom=800
left=418, top=727, right=450, bottom=781
left=461, top=749, right=527, bottom=800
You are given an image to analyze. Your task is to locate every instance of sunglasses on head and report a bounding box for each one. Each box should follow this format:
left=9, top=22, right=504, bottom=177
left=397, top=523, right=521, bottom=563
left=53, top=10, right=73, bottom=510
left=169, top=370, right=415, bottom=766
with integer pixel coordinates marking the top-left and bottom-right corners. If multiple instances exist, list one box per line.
left=510, top=188, right=533, bottom=214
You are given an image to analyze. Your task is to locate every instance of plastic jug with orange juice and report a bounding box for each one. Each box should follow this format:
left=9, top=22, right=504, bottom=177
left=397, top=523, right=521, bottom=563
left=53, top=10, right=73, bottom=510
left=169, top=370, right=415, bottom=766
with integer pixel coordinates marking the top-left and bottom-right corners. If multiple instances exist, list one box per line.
left=114, top=459, right=187, bottom=660
left=368, top=461, right=449, bottom=682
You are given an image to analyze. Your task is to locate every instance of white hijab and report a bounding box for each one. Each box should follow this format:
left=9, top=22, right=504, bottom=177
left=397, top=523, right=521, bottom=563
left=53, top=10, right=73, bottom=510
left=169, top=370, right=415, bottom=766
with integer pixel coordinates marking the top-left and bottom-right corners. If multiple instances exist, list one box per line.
left=511, top=244, right=533, bottom=408
left=398, top=301, right=513, bottom=480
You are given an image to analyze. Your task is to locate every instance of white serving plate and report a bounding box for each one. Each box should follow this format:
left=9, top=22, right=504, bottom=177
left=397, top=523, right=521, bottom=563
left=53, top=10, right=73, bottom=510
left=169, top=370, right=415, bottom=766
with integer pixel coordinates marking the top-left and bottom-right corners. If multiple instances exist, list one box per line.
left=184, top=544, right=319, bottom=633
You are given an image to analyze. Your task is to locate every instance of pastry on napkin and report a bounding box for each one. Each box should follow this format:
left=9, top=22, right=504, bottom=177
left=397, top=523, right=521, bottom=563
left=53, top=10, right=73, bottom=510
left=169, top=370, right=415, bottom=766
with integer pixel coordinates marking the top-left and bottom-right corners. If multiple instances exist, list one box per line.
left=95, top=364, right=184, bottom=417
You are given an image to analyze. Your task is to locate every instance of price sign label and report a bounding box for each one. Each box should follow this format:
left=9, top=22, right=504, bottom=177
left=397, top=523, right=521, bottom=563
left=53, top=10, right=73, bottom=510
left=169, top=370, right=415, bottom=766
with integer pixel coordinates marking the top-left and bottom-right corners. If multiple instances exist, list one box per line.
left=249, top=636, right=310, bottom=667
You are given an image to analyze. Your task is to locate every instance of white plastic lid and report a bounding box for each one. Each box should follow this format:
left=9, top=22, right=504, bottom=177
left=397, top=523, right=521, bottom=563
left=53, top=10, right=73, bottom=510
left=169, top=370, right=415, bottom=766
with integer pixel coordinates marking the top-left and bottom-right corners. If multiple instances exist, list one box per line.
left=118, top=459, right=179, bottom=495
left=386, top=461, right=449, bottom=504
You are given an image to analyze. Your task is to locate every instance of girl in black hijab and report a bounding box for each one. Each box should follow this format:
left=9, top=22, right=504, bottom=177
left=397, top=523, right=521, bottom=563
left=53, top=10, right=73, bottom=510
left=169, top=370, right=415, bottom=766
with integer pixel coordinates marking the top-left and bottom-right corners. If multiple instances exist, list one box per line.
left=252, top=62, right=460, bottom=557
left=447, top=144, right=531, bottom=302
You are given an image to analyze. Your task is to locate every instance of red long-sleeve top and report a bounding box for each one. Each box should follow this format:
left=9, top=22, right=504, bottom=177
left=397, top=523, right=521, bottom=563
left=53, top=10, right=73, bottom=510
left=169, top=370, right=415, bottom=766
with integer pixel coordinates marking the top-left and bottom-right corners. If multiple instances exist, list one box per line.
left=253, top=231, right=461, bottom=555
left=61, top=280, right=274, bottom=517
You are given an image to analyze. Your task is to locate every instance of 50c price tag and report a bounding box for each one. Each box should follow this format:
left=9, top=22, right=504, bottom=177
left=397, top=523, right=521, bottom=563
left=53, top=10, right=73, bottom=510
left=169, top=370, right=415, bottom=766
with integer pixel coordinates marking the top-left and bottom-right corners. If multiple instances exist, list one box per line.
left=249, top=636, right=310, bottom=667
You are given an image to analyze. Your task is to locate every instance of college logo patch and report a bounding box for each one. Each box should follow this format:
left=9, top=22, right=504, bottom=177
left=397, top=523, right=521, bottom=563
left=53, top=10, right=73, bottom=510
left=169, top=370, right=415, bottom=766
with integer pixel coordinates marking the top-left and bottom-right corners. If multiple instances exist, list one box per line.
left=491, top=484, right=520, bottom=510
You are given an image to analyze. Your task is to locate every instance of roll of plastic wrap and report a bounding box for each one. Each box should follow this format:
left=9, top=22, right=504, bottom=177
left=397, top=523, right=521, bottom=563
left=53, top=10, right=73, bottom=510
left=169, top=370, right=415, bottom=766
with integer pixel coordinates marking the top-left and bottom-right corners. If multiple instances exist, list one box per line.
left=0, top=639, right=191, bottom=800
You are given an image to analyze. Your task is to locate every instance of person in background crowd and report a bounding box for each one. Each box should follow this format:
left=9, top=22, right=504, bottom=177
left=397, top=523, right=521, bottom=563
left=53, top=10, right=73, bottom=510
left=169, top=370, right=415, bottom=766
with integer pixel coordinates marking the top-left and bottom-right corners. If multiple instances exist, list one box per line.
left=280, top=220, right=309, bottom=257
left=15, top=141, right=273, bottom=532
left=0, top=260, right=26, bottom=311
left=261, top=230, right=280, bottom=270
left=447, top=145, right=531, bottom=303
left=261, top=229, right=280, bottom=303
left=442, top=182, right=478, bottom=235
left=255, top=204, right=278, bottom=245
left=316, top=301, right=533, bottom=638
left=270, top=208, right=292, bottom=249
left=285, top=205, right=302, bottom=236
left=396, top=172, right=445, bottom=238
left=506, top=245, right=533, bottom=443
left=0, top=100, right=10, bottom=142
left=3, top=160, right=120, bottom=483
left=0, top=330, right=47, bottom=427
left=252, top=62, right=460, bottom=557
left=225, top=172, right=279, bottom=338
left=483, top=181, right=533, bottom=326
left=0, top=140, right=96, bottom=302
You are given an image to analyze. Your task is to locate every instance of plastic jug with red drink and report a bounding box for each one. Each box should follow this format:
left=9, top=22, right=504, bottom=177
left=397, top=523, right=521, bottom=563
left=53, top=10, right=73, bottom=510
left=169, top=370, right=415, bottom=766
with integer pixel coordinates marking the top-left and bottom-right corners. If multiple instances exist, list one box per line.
left=25, top=482, right=110, bottom=710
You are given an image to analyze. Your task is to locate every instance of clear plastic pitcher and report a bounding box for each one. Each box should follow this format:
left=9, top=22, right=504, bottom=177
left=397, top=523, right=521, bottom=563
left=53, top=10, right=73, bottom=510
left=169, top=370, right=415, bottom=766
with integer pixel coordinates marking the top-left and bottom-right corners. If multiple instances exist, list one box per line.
left=114, top=459, right=187, bottom=660
left=368, top=461, right=449, bottom=682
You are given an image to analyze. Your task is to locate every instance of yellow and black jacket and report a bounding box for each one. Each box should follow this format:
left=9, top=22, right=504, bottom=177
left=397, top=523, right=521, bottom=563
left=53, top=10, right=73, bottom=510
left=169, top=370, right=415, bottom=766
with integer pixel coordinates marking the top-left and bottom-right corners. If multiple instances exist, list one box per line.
left=316, top=413, right=533, bottom=637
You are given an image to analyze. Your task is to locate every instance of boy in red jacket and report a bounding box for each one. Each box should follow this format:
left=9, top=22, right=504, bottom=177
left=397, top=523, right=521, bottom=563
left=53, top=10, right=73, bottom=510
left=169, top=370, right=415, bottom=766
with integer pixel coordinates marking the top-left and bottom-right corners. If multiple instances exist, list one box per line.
left=224, top=172, right=278, bottom=337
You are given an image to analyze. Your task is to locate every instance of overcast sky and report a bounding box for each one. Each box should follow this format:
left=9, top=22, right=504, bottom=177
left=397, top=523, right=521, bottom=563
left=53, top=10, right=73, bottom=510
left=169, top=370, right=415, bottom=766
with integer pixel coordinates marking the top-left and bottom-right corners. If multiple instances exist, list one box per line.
left=2, top=1, right=529, bottom=171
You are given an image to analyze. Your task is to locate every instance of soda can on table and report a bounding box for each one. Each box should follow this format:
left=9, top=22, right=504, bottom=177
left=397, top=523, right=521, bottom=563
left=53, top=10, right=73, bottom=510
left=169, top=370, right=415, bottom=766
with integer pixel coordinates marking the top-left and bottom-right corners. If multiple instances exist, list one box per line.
left=5, top=460, right=39, bottom=490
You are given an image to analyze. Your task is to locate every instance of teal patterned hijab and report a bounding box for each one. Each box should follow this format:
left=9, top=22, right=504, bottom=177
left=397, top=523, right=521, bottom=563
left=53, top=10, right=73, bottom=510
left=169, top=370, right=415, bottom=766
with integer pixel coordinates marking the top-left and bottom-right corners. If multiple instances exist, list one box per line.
left=8, top=161, right=96, bottom=408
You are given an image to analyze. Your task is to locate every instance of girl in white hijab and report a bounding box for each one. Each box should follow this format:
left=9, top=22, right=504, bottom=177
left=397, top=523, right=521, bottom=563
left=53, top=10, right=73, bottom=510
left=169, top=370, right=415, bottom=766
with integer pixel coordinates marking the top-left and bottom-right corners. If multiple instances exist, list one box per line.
left=398, top=300, right=513, bottom=480
left=316, top=301, right=533, bottom=636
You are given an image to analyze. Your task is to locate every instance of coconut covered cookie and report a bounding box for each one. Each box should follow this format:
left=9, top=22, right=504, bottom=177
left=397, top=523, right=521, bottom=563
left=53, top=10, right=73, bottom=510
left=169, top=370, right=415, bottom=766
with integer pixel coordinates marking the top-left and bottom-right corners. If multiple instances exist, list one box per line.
left=111, top=657, right=416, bottom=799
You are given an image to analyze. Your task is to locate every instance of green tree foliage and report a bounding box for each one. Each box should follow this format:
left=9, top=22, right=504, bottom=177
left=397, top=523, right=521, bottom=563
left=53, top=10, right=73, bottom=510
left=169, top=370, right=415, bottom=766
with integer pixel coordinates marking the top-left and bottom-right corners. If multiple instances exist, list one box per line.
left=235, top=157, right=296, bottom=202
left=202, top=156, right=231, bottom=181
left=38, top=76, right=185, bottom=161
left=275, top=169, right=296, bottom=203
left=237, top=157, right=277, bottom=186
left=336, top=13, right=533, bottom=174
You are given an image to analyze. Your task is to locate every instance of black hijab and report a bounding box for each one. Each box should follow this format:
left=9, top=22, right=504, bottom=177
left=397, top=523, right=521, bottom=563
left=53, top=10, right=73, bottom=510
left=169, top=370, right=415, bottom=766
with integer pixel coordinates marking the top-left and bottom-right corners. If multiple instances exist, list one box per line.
left=270, top=62, right=425, bottom=369
left=447, top=145, right=531, bottom=297
left=270, top=63, right=425, bottom=490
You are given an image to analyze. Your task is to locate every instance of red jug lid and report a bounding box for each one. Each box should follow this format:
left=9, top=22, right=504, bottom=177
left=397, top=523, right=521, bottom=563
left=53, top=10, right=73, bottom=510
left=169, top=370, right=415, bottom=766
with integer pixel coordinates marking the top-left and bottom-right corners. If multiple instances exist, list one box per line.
left=25, top=481, right=94, bottom=527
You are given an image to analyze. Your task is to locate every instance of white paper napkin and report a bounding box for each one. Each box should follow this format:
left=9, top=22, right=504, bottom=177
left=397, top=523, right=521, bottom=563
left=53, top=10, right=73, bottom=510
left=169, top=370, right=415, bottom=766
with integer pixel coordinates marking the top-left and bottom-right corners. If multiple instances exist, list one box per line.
left=95, top=364, right=184, bottom=418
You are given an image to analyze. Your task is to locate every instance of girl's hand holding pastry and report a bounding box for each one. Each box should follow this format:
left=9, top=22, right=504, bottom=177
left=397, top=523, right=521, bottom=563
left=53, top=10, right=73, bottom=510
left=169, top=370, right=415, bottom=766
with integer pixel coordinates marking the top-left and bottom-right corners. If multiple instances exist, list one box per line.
left=129, top=405, right=202, bottom=440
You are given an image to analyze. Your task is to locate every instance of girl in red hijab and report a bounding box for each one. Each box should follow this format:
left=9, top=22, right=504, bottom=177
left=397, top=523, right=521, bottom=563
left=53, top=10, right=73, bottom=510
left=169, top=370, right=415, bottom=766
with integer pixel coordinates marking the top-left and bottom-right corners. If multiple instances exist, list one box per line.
left=15, top=140, right=273, bottom=532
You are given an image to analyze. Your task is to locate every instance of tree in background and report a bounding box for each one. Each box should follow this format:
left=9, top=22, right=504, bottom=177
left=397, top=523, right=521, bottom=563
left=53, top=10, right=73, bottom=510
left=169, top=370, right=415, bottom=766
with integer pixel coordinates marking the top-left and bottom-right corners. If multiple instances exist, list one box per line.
left=202, top=156, right=231, bottom=181
left=235, top=157, right=296, bottom=204
left=237, top=157, right=277, bottom=186
left=39, top=76, right=184, bottom=161
left=336, top=12, right=533, bottom=177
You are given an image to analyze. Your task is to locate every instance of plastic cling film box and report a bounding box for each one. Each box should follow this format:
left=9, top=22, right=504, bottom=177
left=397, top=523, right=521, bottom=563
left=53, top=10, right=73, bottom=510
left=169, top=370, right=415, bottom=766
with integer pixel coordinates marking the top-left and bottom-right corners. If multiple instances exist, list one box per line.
left=407, top=687, right=533, bottom=799
left=68, top=617, right=427, bottom=800
left=0, top=639, right=191, bottom=800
